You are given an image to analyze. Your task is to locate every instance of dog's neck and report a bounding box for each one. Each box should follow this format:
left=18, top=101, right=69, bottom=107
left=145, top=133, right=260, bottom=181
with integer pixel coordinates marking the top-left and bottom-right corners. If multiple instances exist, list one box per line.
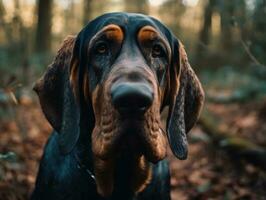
left=77, top=133, right=152, bottom=199
left=76, top=108, right=153, bottom=198
left=114, top=151, right=152, bottom=195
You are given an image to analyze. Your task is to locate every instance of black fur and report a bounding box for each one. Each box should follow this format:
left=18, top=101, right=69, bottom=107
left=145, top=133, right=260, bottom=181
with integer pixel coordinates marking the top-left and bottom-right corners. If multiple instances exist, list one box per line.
left=31, top=132, right=170, bottom=200
left=31, top=12, right=204, bottom=200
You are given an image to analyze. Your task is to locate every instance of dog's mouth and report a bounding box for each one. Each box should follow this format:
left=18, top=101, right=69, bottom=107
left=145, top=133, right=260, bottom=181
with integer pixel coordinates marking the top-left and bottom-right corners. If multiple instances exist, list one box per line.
left=91, top=80, right=167, bottom=197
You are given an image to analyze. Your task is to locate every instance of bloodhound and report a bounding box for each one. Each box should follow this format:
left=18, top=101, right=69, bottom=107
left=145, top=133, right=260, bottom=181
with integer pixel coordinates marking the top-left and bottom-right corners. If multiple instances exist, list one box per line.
left=31, top=12, right=204, bottom=200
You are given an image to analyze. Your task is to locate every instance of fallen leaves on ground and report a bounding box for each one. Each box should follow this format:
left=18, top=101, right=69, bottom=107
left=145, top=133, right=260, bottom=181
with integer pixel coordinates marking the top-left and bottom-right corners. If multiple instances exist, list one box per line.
left=0, top=97, right=266, bottom=200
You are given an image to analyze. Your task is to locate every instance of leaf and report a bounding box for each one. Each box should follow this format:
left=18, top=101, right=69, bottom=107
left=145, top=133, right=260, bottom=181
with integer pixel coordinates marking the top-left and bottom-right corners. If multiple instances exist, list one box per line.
left=196, top=181, right=211, bottom=193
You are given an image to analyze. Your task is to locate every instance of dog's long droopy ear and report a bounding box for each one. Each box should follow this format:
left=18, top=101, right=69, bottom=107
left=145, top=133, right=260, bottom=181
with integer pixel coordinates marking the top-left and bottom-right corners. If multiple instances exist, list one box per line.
left=33, top=36, right=81, bottom=154
left=167, top=41, right=204, bottom=160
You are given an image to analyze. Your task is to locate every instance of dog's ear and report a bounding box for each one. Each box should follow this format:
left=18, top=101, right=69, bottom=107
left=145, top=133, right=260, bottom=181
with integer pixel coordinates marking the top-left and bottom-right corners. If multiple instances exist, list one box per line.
left=166, top=40, right=204, bottom=160
left=34, top=36, right=81, bottom=154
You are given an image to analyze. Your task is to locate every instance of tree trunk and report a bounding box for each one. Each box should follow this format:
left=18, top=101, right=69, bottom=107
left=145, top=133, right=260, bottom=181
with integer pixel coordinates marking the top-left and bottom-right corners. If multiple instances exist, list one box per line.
left=35, top=0, right=52, bottom=54
left=251, top=0, right=266, bottom=63
left=219, top=0, right=234, bottom=50
left=124, top=0, right=149, bottom=14
left=200, top=0, right=216, bottom=45
left=83, top=0, right=92, bottom=25
left=0, top=0, right=5, bottom=26
left=0, top=0, right=9, bottom=42
left=196, top=0, right=216, bottom=61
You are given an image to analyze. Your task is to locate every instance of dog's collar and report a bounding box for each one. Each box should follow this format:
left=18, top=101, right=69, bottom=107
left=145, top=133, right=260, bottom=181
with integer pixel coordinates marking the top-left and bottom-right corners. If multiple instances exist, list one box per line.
left=75, top=153, right=96, bottom=181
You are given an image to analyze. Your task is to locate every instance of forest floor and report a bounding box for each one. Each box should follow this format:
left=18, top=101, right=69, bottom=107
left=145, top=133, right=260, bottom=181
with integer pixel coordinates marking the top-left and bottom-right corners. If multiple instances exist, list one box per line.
left=0, top=96, right=266, bottom=200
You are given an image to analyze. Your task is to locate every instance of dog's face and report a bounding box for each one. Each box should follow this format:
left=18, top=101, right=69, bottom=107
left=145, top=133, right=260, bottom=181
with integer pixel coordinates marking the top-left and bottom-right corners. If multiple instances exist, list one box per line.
left=84, top=24, right=171, bottom=160
left=34, top=13, right=204, bottom=197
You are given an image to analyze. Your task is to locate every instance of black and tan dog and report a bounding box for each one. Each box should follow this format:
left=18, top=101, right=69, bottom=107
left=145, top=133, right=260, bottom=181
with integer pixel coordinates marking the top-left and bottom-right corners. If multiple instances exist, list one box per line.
left=31, top=12, right=204, bottom=200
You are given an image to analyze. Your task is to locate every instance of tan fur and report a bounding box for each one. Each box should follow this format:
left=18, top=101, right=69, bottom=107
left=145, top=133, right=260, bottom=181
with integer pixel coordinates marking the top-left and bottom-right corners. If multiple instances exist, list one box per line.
left=138, top=26, right=158, bottom=42
left=83, top=67, right=90, bottom=103
left=104, top=24, right=123, bottom=43
left=131, top=156, right=153, bottom=193
left=90, top=62, right=167, bottom=196
left=91, top=84, right=120, bottom=159
left=141, top=68, right=167, bottom=162
left=69, top=58, right=79, bottom=99
left=138, top=26, right=171, bottom=60
left=93, top=157, right=115, bottom=197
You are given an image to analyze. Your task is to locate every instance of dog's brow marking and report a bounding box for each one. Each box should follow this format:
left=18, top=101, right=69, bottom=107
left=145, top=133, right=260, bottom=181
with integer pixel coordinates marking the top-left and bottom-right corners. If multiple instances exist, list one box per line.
left=138, top=26, right=157, bottom=41
left=89, top=24, right=124, bottom=51
left=104, top=25, right=123, bottom=43
left=95, top=24, right=123, bottom=43
left=138, top=25, right=171, bottom=59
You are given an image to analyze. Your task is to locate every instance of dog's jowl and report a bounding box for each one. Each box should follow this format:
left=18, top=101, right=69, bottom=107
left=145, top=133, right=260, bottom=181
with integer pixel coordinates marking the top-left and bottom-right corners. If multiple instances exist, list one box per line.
left=31, top=12, right=204, bottom=200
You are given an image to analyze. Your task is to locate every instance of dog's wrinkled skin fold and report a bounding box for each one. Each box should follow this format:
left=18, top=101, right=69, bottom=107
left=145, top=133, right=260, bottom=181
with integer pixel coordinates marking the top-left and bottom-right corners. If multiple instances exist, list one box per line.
left=31, top=12, right=204, bottom=200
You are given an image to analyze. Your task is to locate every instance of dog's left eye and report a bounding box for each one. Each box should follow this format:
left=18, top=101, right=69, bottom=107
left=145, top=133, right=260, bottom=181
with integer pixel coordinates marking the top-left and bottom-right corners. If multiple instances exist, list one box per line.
left=95, top=42, right=108, bottom=54
left=152, top=44, right=164, bottom=58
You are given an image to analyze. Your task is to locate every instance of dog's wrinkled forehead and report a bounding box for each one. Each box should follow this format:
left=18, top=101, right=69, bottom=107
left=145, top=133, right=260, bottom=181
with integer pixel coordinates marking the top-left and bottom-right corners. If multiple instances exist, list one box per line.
left=73, top=12, right=178, bottom=93
left=77, top=12, right=174, bottom=56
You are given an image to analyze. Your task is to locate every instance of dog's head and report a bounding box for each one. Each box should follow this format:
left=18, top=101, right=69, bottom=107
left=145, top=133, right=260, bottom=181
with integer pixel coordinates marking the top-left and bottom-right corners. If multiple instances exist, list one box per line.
left=34, top=12, right=204, bottom=197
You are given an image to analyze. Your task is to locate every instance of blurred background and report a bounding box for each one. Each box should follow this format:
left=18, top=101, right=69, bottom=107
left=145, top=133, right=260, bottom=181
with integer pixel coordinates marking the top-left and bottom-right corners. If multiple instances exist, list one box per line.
left=0, top=0, right=266, bottom=199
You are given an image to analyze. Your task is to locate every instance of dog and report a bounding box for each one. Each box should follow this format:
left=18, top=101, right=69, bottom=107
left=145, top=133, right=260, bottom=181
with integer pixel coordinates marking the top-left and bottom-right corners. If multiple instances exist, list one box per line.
left=31, top=12, right=204, bottom=200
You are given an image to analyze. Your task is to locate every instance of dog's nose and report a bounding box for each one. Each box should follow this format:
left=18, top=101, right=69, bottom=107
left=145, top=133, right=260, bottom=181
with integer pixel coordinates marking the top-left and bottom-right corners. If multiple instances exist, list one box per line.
left=111, top=82, right=153, bottom=113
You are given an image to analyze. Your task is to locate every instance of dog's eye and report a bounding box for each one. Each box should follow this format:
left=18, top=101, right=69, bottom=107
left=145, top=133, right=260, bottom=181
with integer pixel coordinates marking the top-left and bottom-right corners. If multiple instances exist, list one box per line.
left=152, top=44, right=164, bottom=57
left=95, top=42, right=108, bottom=54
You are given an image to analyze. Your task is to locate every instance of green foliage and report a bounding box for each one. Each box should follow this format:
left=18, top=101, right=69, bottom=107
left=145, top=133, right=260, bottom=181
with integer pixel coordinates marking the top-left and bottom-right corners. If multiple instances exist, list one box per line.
left=200, top=65, right=266, bottom=104
left=0, top=152, right=17, bottom=162
left=250, top=0, right=266, bottom=64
